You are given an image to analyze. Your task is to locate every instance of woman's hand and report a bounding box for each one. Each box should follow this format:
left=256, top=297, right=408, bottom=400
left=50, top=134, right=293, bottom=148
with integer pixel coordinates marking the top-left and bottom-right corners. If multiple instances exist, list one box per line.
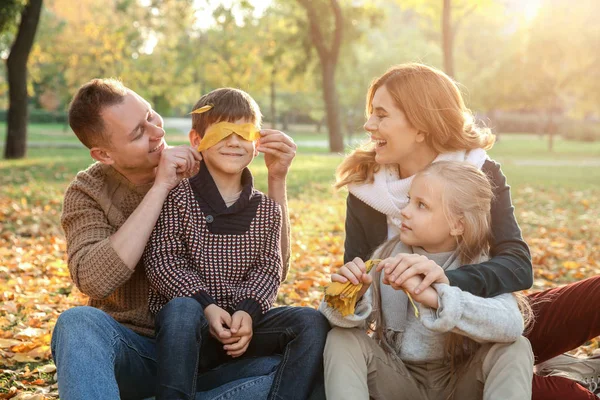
left=377, top=253, right=449, bottom=294
left=331, top=257, right=373, bottom=299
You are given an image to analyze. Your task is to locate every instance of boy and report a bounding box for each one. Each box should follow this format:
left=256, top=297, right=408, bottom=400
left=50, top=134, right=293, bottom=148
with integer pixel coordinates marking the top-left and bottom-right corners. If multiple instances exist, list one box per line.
left=143, top=88, right=329, bottom=400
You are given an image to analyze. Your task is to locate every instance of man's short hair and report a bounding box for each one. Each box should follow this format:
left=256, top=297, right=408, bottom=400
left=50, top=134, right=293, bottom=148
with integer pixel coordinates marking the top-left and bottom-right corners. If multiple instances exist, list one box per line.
left=191, top=88, right=262, bottom=138
left=68, top=78, right=128, bottom=148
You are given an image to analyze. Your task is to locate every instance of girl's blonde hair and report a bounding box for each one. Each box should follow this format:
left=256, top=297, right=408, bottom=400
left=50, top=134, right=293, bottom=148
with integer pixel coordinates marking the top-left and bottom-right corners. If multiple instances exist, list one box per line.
left=369, top=161, right=532, bottom=385
left=335, top=63, right=495, bottom=189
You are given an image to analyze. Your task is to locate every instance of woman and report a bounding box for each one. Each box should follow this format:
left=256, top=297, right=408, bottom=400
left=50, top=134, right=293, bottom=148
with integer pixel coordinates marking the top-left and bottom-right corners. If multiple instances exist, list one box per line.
left=335, top=63, right=600, bottom=399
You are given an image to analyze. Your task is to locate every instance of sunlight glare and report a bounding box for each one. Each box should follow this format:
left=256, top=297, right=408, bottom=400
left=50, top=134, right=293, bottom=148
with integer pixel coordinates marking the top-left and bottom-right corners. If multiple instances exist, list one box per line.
left=523, top=0, right=542, bottom=21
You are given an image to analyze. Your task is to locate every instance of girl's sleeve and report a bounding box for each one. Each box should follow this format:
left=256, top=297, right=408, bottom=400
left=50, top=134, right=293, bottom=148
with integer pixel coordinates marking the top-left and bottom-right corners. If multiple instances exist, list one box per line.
left=445, top=159, right=533, bottom=297
left=318, top=286, right=374, bottom=329
left=420, top=284, right=524, bottom=343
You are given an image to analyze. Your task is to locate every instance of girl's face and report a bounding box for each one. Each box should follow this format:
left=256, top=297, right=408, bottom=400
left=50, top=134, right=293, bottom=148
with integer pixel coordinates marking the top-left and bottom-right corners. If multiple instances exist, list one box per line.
left=400, top=174, right=463, bottom=253
left=364, top=85, right=425, bottom=166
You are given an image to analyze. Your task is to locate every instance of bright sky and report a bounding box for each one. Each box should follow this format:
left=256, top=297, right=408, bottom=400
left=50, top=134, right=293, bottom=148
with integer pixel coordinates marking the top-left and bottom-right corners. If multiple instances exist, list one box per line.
left=194, top=0, right=273, bottom=29
left=522, top=0, right=542, bottom=21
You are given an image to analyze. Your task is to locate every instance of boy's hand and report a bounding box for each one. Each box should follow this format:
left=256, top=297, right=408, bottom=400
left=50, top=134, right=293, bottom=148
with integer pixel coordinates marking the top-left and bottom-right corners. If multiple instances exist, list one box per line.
left=378, top=253, right=449, bottom=294
left=204, top=304, right=237, bottom=345
left=331, top=257, right=372, bottom=299
left=257, top=129, right=297, bottom=181
left=224, top=311, right=253, bottom=358
left=154, top=145, right=202, bottom=192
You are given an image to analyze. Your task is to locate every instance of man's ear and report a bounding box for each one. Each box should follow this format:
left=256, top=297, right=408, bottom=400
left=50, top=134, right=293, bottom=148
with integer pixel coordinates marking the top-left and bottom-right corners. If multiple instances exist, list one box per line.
left=90, top=147, right=114, bottom=165
left=189, top=129, right=201, bottom=148
left=450, top=217, right=465, bottom=237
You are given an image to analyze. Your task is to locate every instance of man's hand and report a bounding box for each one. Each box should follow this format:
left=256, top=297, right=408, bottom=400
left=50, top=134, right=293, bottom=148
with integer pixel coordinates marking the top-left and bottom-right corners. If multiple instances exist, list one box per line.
left=224, top=310, right=253, bottom=358
left=204, top=305, right=237, bottom=345
left=377, top=253, right=449, bottom=294
left=154, top=146, right=202, bottom=192
left=257, top=129, right=297, bottom=181
left=331, top=257, right=373, bottom=300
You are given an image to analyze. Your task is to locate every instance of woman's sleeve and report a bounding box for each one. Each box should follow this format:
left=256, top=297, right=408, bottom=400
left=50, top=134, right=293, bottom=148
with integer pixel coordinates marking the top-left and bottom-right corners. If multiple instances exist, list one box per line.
left=344, top=194, right=372, bottom=264
left=445, top=159, right=533, bottom=297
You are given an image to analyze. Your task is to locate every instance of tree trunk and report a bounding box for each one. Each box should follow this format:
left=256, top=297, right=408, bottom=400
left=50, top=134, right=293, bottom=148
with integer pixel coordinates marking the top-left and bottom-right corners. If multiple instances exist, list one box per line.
left=270, top=66, right=276, bottom=129
left=4, top=0, right=43, bottom=160
left=546, top=109, right=555, bottom=152
left=322, top=60, right=343, bottom=152
left=442, top=0, right=454, bottom=78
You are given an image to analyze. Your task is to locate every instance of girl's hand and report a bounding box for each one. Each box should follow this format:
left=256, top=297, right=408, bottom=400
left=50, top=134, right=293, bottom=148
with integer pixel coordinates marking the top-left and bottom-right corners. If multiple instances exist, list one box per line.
left=331, top=257, right=373, bottom=299
left=377, top=253, right=449, bottom=294
left=392, top=275, right=439, bottom=309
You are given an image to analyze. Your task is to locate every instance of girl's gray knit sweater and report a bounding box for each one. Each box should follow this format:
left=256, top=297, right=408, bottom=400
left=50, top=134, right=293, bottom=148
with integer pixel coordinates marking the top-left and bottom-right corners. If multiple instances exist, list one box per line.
left=319, top=241, right=525, bottom=362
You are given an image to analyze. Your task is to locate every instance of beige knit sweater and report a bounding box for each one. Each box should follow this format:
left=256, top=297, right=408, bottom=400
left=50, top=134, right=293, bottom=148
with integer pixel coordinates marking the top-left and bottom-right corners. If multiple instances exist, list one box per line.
left=61, top=163, right=155, bottom=337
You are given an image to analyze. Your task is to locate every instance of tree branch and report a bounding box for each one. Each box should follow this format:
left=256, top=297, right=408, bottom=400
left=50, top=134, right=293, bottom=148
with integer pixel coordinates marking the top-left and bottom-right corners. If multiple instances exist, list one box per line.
left=296, top=0, right=329, bottom=61
left=329, top=0, right=343, bottom=66
left=452, top=4, right=477, bottom=40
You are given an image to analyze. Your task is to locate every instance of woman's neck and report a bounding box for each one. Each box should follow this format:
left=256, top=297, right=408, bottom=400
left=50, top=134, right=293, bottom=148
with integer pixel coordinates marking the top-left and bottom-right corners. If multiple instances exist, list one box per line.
left=397, top=145, right=439, bottom=179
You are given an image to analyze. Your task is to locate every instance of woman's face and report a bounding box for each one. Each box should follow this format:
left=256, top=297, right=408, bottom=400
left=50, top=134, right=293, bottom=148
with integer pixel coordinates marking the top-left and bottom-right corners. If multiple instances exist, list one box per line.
left=363, top=85, right=425, bottom=166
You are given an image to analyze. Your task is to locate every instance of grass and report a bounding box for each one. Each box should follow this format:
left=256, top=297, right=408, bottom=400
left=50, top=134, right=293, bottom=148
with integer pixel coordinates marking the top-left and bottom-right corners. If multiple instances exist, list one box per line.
left=1, top=125, right=600, bottom=399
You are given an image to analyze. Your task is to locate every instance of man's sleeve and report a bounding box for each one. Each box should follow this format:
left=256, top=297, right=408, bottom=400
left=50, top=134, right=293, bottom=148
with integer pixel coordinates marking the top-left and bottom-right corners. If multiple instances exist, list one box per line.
left=61, top=184, right=134, bottom=299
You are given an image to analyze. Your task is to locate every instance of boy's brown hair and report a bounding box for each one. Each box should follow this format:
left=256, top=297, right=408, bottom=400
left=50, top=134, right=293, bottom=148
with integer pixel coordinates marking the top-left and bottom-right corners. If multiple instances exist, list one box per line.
left=68, top=78, right=128, bottom=148
left=191, top=88, right=262, bottom=138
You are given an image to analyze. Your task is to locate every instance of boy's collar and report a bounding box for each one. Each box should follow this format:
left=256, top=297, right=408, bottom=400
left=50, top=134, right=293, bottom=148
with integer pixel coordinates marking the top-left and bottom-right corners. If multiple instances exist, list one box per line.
left=189, top=160, right=254, bottom=214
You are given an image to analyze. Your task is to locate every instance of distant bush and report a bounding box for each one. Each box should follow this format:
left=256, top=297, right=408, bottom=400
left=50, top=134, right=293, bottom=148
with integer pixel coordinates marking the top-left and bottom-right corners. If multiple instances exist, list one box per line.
left=484, top=112, right=559, bottom=134
left=482, top=111, right=599, bottom=142
left=560, top=121, right=600, bottom=142
left=0, top=109, right=68, bottom=124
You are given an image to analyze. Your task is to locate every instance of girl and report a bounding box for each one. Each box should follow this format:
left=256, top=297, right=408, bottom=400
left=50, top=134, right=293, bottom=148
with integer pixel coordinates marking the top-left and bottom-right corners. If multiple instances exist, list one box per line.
left=320, top=161, right=534, bottom=399
left=336, top=63, right=600, bottom=399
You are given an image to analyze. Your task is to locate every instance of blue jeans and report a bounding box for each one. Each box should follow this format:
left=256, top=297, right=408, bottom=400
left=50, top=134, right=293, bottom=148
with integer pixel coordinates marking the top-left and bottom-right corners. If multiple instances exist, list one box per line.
left=50, top=306, right=280, bottom=400
left=155, top=298, right=330, bottom=400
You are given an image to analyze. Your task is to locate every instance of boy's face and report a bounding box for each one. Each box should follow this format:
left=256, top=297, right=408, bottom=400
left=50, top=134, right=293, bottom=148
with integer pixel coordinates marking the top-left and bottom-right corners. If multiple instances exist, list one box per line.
left=190, top=118, right=258, bottom=176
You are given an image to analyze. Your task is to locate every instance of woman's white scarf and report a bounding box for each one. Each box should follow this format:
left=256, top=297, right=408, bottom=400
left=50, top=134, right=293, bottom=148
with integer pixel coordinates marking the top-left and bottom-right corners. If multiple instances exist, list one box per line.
left=347, top=149, right=488, bottom=234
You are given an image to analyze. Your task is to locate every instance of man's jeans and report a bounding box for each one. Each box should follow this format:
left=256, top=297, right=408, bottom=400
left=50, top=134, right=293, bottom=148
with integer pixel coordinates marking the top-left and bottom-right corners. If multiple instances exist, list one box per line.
left=155, top=298, right=330, bottom=400
left=51, top=306, right=280, bottom=400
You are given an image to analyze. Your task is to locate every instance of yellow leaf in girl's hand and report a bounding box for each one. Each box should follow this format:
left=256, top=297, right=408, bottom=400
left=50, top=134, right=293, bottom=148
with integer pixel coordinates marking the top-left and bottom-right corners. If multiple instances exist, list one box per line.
left=324, top=258, right=420, bottom=318
left=324, top=259, right=381, bottom=316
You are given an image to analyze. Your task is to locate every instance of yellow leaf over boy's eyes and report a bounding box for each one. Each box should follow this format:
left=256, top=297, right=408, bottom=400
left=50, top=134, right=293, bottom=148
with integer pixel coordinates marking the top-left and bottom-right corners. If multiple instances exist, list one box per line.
left=197, top=122, right=260, bottom=152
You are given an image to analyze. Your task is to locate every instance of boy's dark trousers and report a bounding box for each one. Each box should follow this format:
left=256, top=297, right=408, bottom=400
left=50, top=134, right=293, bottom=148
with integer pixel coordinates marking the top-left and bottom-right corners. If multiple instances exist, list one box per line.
left=155, top=297, right=330, bottom=400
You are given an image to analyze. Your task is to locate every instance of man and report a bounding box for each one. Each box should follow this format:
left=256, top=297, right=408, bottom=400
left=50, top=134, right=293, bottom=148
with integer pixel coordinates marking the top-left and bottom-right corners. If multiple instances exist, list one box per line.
left=51, top=79, right=300, bottom=399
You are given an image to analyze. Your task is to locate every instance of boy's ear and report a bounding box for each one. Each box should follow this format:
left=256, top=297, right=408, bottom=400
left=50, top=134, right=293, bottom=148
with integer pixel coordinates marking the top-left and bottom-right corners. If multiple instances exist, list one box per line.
left=450, top=217, right=465, bottom=237
left=90, top=147, right=114, bottom=165
left=253, top=142, right=259, bottom=157
left=189, top=129, right=201, bottom=148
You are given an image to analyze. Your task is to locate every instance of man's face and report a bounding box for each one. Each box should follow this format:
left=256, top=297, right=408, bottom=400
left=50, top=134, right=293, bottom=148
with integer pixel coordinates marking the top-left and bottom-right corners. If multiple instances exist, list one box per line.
left=97, top=90, right=166, bottom=174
